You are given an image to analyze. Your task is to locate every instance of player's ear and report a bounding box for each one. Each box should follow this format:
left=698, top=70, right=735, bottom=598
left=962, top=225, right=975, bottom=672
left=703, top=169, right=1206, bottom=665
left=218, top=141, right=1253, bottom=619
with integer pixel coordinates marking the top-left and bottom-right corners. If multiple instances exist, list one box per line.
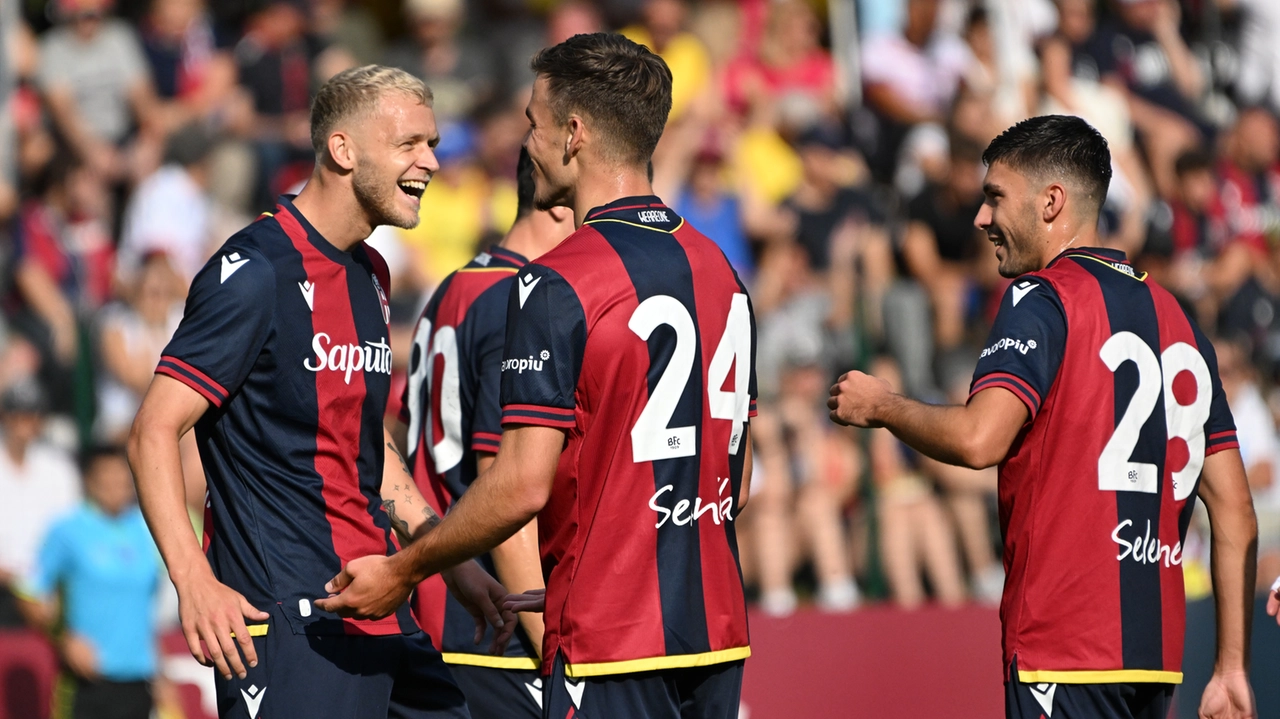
left=327, top=131, right=357, bottom=172
left=1042, top=183, right=1067, bottom=223
left=549, top=205, right=572, bottom=223
left=564, top=116, right=585, bottom=162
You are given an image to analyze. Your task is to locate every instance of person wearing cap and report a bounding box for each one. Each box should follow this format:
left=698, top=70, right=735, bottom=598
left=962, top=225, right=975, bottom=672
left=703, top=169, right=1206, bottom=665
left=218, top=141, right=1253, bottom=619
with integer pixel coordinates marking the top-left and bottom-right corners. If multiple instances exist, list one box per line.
left=0, top=379, right=81, bottom=629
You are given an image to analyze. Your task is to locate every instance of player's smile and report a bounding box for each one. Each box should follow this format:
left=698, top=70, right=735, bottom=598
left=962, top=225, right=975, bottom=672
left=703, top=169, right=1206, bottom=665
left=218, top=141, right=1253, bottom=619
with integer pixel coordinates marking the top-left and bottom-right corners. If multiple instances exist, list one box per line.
left=397, top=176, right=428, bottom=207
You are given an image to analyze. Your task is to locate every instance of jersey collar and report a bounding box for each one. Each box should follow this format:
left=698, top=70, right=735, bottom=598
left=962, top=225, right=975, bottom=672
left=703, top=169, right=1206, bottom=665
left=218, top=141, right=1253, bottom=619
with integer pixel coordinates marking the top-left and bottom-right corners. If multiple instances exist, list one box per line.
left=1048, top=246, right=1130, bottom=269
left=488, top=245, right=529, bottom=268
left=584, top=195, right=682, bottom=232
left=274, top=195, right=361, bottom=266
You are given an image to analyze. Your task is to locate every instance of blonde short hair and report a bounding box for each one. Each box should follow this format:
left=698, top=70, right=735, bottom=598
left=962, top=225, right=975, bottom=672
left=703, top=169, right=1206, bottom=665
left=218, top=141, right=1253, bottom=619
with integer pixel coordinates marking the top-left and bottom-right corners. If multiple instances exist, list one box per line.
left=310, top=65, right=433, bottom=155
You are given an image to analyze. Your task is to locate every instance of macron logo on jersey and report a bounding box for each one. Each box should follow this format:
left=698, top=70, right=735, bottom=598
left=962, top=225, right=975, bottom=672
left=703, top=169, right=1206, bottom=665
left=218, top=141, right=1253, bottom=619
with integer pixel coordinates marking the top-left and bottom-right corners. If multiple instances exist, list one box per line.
left=241, top=684, right=266, bottom=718
left=220, top=252, right=250, bottom=283
left=299, top=280, right=315, bottom=311
left=518, top=273, right=541, bottom=308
left=1012, top=280, right=1039, bottom=307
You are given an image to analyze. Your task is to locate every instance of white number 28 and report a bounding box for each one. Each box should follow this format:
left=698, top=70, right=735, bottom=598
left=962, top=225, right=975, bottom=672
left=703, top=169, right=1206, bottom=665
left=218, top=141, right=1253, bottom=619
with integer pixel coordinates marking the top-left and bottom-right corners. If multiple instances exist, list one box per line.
left=1098, top=332, right=1211, bottom=501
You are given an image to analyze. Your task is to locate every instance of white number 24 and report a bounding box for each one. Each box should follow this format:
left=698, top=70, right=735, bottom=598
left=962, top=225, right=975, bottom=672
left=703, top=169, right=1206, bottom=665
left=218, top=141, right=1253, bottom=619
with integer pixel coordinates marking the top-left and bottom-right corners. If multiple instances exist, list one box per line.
left=628, top=293, right=751, bottom=463
left=1098, top=332, right=1211, bottom=501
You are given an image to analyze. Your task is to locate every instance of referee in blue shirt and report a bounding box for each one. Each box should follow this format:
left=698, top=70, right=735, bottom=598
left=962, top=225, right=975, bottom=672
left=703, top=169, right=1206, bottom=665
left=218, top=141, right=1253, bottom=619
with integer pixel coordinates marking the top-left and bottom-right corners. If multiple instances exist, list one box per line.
left=19, top=446, right=162, bottom=719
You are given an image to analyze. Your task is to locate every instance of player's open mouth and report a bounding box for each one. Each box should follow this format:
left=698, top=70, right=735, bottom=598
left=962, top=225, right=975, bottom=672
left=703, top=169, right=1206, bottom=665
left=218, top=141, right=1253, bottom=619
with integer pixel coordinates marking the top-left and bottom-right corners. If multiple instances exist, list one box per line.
left=398, top=180, right=427, bottom=200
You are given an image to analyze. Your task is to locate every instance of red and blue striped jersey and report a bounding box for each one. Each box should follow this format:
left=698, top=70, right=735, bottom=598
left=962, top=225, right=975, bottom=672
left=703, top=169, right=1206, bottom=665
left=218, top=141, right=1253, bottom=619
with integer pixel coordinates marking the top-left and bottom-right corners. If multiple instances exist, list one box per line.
left=969, top=247, right=1238, bottom=684
left=399, top=245, right=541, bottom=668
left=499, top=196, right=757, bottom=677
left=158, top=196, right=417, bottom=637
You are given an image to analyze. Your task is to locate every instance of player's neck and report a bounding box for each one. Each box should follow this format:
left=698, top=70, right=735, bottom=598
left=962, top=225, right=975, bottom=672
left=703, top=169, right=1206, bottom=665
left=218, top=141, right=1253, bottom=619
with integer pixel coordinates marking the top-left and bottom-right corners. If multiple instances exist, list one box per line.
left=292, top=176, right=375, bottom=252
left=500, top=213, right=570, bottom=261
left=571, top=164, right=655, bottom=228
left=1040, top=224, right=1101, bottom=268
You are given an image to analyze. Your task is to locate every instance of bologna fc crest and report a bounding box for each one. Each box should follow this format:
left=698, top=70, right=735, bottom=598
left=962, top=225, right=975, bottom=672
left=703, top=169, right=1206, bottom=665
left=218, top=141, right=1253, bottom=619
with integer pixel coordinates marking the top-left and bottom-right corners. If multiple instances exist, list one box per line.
left=371, top=273, right=391, bottom=326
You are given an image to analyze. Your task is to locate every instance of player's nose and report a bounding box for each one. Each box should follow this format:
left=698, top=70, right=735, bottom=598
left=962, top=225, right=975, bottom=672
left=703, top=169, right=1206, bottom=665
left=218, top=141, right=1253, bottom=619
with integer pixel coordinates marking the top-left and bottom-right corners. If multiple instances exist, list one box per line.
left=973, top=202, right=992, bottom=230
left=418, top=145, right=440, bottom=176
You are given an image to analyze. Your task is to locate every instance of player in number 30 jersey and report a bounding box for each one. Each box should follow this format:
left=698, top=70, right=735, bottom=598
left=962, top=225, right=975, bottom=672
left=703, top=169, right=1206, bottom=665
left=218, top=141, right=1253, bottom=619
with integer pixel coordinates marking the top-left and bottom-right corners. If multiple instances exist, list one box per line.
left=829, top=116, right=1257, bottom=719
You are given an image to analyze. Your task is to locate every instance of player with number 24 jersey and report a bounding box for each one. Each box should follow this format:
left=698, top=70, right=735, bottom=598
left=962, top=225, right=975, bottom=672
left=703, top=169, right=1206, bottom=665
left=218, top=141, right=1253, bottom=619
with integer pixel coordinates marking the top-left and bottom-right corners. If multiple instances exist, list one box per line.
left=500, top=196, right=757, bottom=678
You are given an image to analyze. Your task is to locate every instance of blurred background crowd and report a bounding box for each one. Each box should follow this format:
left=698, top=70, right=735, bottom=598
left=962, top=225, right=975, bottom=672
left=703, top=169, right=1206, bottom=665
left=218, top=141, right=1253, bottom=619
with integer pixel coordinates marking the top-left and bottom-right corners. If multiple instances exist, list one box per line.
left=3, top=0, right=1280, bottom=714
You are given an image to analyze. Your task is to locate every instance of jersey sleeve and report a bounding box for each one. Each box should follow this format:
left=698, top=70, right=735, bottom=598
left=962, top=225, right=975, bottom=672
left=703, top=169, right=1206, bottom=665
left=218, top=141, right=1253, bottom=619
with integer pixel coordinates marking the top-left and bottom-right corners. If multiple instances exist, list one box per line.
left=157, top=246, right=276, bottom=408
left=969, top=278, right=1067, bottom=420
left=1193, top=329, right=1239, bottom=456
left=500, top=265, right=587, bottom=429
left=468, top=281, right=511, bottom=453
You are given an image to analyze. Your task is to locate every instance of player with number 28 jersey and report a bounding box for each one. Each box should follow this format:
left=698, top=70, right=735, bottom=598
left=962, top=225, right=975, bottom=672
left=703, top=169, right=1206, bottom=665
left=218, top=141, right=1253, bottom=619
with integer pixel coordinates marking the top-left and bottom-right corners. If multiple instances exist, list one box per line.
left=501, top=196, right=757, bottom=680
left=972, top=247, right=1237, bottom=685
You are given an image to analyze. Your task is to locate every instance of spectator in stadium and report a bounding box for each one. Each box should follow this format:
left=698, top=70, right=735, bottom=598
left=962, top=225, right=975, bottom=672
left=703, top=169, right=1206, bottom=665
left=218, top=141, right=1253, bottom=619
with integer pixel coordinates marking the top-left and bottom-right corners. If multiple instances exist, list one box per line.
left=867, top=355, right=966, bottom=610
left=1101, top=0, right=1206, bottom=198
left=0, top=380, right=81, bottom=630
left=118, top=122, right=219, bottom=284
left=1237, top=0, right=1280, bottom=112
left=901, top=135, right=990, bottom=354
left=858, top=0, right=968, bottom=182
left=233, top=0, right=325, bottom=211
left=670, top=136, right=756, bottom=280
left=724, top=0, right=835, bottom=121
left=383, top=0, right=499, bottom=123
left=1140, top=149, right=1226, bottom=323
left=138, top=0, right=241, bottom=135
left=1214, top=337, right=1280, bottom=589
left=37, top=0, right=161, bottom=185
left=621, top=0, right=711, bottom=122
left=18, top=446, right=161, bottom=719
left=5, top=154, right=113, bottom=420
left=95, top=251, right=183, bottom=443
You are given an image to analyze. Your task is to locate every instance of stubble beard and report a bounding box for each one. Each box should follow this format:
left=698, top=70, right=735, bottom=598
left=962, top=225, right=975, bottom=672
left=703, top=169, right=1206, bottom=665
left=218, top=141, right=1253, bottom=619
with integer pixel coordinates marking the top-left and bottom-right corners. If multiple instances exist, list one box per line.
left=353, top=163, right=419, bottom=230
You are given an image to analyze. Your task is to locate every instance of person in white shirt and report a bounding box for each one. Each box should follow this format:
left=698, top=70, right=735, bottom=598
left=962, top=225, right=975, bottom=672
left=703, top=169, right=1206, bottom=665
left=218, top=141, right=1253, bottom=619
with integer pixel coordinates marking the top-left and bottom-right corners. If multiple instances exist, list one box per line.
left=0, top=379, right=81, bottom=627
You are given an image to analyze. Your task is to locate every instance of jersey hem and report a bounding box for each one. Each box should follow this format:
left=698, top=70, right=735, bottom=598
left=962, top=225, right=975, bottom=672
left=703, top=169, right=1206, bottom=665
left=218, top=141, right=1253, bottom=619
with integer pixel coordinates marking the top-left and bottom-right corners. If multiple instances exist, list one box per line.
left=1016, top=669, right=1182, bottom=684
left=442, top=653, right=540, bottom=670
left=561, top=646, right=751, bottom=678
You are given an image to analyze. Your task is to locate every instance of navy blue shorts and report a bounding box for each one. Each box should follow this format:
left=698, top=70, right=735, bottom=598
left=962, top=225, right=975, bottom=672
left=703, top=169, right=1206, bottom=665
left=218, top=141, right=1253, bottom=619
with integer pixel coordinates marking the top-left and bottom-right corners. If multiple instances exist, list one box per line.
left=542, top=655, right=743, bottom=719
left=1006, top=676, right=1174, bottom=719
left=213, top=606, right=468, bottom=719
left=448, top=664, right=541, bottom=719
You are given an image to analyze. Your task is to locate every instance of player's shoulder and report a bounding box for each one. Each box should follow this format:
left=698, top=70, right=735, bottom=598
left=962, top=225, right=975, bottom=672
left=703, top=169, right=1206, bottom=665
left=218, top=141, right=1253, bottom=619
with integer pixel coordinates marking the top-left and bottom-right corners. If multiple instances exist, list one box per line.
left=192, top=217, right=282, bottom=296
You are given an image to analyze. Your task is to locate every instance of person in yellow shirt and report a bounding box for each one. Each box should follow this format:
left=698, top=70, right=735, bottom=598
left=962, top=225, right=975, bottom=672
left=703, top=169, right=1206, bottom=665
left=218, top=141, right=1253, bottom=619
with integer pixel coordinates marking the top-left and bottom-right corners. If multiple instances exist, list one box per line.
left=621, top=0, right=710, bottom=121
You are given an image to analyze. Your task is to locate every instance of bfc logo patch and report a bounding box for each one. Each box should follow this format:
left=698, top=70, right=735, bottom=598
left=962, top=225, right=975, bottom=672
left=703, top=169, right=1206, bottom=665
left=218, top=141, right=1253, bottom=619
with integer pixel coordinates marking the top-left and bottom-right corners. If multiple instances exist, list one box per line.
left=371, top=274, right=391, bottom=326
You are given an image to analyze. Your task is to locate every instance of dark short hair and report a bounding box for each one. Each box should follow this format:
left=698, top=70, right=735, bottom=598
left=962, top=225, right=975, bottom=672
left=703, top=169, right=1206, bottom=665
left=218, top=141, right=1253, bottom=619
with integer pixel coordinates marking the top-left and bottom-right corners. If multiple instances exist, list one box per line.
left=79, top=444, right=128, bottom=477
left=982, top=115, right=1112, bottom=215
left=530, top=33, right=673, bottom=166
left=1174, top=148, right=1214, bottom=177
left=515, top=147, right=535, bottom=220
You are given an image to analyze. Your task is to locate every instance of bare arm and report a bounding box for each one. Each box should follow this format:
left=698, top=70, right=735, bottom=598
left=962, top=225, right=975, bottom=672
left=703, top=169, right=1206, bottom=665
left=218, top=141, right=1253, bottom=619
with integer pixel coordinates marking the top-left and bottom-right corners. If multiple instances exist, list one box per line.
left=13, top=261, right=78, bottom=363
left=1040, top=36, right=1080, bottom=112
left=1195, top=448, right=1258, bottom=718
left=478, top=452, right=545, bottom=657
left=379, top=425, right=442, bottom=545
left=128, top=375, right=269, bottom=680
left=1152, top=1, right=1204, bottom=101
left=828, top=371, right=1028, bottom=469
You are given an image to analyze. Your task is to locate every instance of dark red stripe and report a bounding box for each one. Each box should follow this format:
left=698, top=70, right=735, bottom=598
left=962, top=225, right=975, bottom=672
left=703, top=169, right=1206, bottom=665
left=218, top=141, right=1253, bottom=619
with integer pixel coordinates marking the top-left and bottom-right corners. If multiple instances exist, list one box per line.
left=1209, top=430, right=1236, bottom=440
left=586, top=203, right=666, bottom=219
left=160, top=355, right=227, bottom=397
left=971, top=377, right=1039, bottom=417
left=156, top=365, right=223, bottom=407
left=278, top=208, right=400, bottom=636
left=473, top=431, right=502, bottom=444
left=471, top=439, right=501, bottom=452
left=501, top=410, right=576, bottom=428
left=1207, top=441, right=1240, bottom=455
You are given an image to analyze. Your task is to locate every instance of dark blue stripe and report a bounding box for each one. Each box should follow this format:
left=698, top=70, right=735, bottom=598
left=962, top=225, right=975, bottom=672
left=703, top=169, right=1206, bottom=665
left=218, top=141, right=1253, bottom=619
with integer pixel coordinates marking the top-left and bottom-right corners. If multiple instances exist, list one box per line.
left=600, top=221, right=711, bottom=656
left=1074, top=256, right=1165, bottom=670
left=502, top=408, right=575, bottom=422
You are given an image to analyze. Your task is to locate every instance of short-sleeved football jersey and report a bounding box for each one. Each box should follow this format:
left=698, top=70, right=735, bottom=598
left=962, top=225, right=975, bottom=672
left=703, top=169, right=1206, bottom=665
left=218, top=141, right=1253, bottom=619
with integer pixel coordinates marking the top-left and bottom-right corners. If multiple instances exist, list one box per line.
left=499, top=196, right=757, bottom=678
left=158, top=196, right=417, bottom=637
left=969, top=247, right=1238, bottom=684
left=400, top=245, right=540, bottom=668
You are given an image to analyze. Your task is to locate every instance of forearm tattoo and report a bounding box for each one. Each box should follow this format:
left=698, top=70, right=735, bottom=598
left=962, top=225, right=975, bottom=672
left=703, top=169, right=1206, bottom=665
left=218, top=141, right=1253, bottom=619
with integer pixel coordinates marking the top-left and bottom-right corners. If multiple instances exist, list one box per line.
left=385, top=441, right=442, bottom=541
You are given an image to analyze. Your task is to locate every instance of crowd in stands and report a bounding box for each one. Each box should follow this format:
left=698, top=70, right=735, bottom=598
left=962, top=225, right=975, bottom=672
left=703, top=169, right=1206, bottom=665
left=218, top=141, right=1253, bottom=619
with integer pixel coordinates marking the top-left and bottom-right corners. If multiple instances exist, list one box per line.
left=3, top=0, right=1280, bottom=713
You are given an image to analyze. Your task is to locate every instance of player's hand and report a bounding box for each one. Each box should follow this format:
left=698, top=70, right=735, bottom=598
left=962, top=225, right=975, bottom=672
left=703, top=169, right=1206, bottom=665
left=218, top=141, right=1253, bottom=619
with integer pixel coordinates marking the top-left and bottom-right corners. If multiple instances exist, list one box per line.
left=315, top=554, right=412, bottom=621
left=175, top=570, right=269, bottom=680
left=441, top=561, right=517, bottom=655
left=503, top=588, right=546, bottom=614
left=1198, top=669, right=1255, bottom=719
left=828, top=371, right=892, bottom=428
left=1267, top=576, right=1280, bottom=626
left=59, top=632, right=99, bottom=679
